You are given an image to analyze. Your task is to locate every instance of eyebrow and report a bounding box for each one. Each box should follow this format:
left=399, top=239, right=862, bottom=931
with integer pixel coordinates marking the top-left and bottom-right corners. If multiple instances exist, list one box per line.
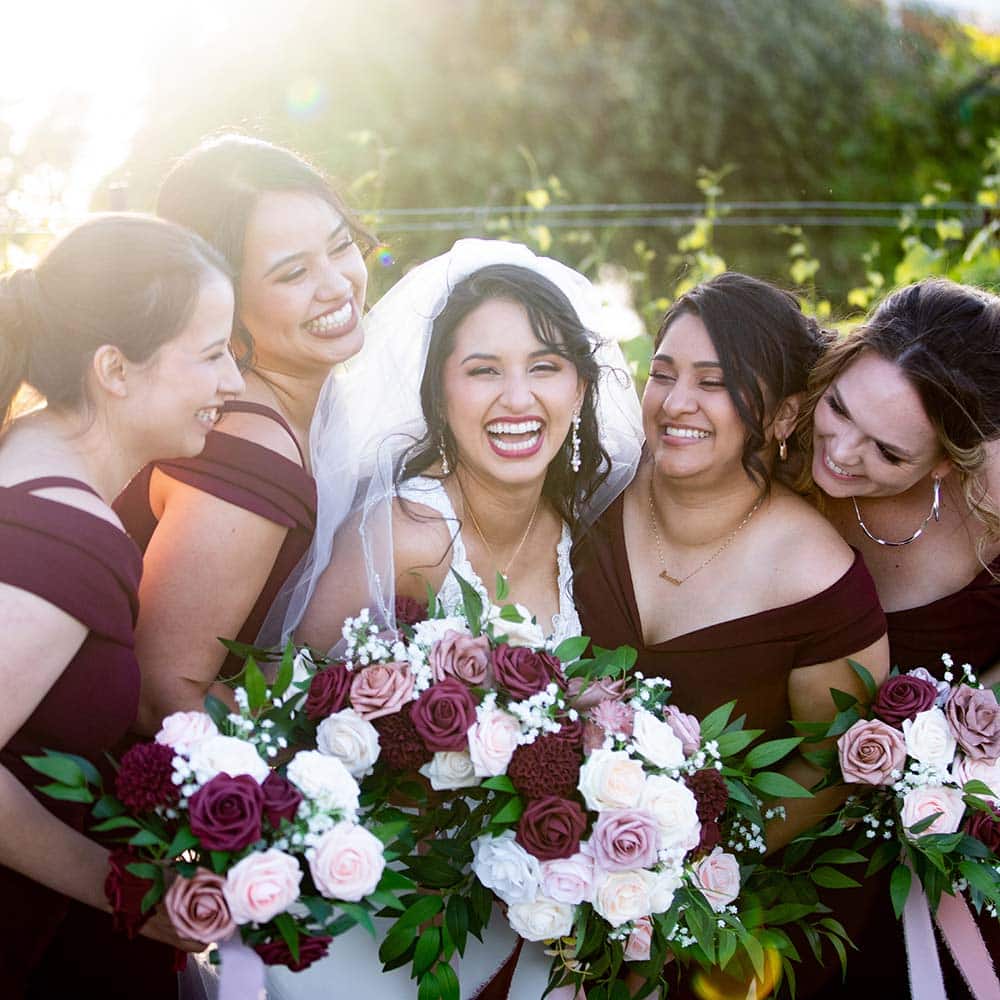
left=459, top=348, right=563, bottom=364
left=831, top=386, right=914, bottom=460
left=651, top=353, right=723, bottom=370
left=262, top=223, right=348, bottom=277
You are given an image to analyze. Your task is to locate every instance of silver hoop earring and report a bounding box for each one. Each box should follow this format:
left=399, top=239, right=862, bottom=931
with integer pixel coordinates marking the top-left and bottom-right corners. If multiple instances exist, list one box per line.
left=853, top=475, right=941, bottom=547
left=570, top=412, right=582, bottom=473
left=439, top=433, right=450, bottom=476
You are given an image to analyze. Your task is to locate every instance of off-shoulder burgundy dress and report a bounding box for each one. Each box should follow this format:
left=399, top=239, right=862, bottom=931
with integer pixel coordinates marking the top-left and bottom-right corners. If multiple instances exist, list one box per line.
left=114, top=401, right=317, bottom=675
left=571, top=492, right=888, bottom=997
left=0, top=478, right=175, bottom=998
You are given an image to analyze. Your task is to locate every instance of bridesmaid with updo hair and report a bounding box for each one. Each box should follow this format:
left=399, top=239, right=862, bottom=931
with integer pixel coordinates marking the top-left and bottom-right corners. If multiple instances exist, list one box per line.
left=0, top=214, right=243, bottom=997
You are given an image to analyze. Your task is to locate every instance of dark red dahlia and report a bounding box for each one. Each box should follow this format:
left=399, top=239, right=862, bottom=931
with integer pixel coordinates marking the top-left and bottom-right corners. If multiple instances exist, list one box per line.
left=694, top=820, right=722, bottom=857
left=373, top=705, right=434, bottom=772
left=115, top=742, right=180, bottom=813
left=508, top=734, right=581, bottom=800
left=255, top=934, right=333, bottom=971
left=549, top=716, right=585, bottom=750
left=395, top=596, right=429, bottom=627
left=685, top=768, right=729, bottom=823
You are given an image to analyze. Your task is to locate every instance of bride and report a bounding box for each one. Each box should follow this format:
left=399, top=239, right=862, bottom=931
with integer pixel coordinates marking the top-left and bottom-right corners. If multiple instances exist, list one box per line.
left=264, top=239, right=642, bottom=998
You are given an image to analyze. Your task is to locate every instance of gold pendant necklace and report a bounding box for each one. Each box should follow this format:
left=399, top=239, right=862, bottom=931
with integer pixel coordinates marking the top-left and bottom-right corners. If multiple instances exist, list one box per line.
left=648, top=476, right=765, bottom=586
left=460, top=485, right=540, bottom=582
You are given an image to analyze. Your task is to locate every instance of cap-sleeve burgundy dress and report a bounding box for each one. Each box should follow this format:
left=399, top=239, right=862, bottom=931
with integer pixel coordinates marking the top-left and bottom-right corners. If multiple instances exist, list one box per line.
left=114, top=401, right=317, bottom=675
left=571, top=492, right=889, bottom=997
left=0, top=478, right=175, bottom=998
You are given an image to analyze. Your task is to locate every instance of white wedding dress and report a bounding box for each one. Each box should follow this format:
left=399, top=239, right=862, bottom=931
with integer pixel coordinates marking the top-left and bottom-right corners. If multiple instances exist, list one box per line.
left=265, top=477, right=580, bottom=1000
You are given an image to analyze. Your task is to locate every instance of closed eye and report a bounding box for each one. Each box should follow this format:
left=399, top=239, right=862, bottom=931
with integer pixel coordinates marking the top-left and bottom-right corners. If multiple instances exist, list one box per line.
left=825, top=393, right=846, bottom=417
left=277, top=267, right=306, bottom=284
left=876, top=444, right=904, bottom=465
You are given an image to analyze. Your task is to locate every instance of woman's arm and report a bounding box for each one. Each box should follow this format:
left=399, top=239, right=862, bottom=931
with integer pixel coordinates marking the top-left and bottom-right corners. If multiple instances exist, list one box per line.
left=765, top=636, right=890, bottom=853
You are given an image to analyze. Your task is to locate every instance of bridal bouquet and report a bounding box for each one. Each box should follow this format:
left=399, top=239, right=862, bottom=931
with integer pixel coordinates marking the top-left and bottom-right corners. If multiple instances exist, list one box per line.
left=25, top=649, right=405, bottom=977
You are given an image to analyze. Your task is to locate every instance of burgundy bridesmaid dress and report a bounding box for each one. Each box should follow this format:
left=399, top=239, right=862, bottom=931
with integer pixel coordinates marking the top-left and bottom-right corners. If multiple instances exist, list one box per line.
left=115, top=400, right=318, bottom=675
left=0, top=478, right=176, bottom=998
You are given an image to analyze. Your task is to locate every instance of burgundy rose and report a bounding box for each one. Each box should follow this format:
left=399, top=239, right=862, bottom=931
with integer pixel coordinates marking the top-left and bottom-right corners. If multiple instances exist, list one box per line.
left=305, top=663, right=352, bottom=722
left=115, top=742, right=180, bottom=813
left=873, top=674, right=938, bottom=728
left=492, top=644, right=563, bottom=701
left=550, top=716, right=585, bottom=750
left=395, top=596, right=428, bottom=627
left=255, top=933, right=333, bottom=972
left=516, top=795, right=588, bottom=861
left=508, top=734, right=581, bottom=800
left=409, top=678, right=477, bottom=752
left=189, top=773, right=264, bottom=852
left=946, top=686, right=1000, bottom=760
left=373, top=705, right=434, bottom=771
left=685, top=769, right=730, bottom=823
left=105, top=849, right=154, bottom=938
left=261, top=772, right=303, bottom=829
left=695, top=820, right=722, bottom=857
left=965, top=806, right=1000, bottom=854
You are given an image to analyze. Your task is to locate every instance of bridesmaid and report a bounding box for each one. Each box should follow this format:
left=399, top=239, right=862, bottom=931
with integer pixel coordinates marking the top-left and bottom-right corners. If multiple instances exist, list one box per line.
left=0, top=215, right=242, bottom=997
left=115, top=135, right=372, bottom=731
left=571, top=272, right=890, bottom=994
left=796, top=277, right=1000, bottom=998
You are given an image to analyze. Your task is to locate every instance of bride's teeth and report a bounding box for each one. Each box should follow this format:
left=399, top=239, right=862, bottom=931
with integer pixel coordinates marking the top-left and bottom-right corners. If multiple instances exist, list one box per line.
left=485, top=420, right=543, bottom=435
left=491, top=433, right=541, bottom=453
left=305, top=301, right=353, bottom=332
left=824, top=452, right=856, bottom=477
left=664, top=427, right=710, bottom=439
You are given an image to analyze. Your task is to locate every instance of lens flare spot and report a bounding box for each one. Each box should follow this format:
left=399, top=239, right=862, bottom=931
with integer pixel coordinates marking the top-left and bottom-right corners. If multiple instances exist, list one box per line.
left=286, top=78, right=325, bottom=119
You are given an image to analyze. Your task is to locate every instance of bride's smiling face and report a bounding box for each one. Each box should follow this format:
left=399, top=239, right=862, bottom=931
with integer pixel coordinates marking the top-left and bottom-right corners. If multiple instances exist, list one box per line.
left=441, top=297, right=584, bottom=487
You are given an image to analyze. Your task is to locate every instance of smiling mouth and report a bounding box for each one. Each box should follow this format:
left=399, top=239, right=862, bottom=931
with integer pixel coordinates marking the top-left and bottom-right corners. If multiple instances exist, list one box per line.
left=303, top=300, right=353, bottom=334
left=485, top=419, right=543, bottom=456
left=823, top=451, right=861, bottom=478
left=662, top=425, right=711, bottom=440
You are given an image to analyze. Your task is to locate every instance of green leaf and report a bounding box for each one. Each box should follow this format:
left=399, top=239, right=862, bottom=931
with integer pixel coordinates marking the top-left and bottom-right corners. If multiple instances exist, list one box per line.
left=801, top=749, right=838, bottom=771
left=453, top=571, right=484, bottom=634
left=716, top=729, right=763, bottom=757
left=271, top=641, right=296, bottom=700
left=480, top=775, right=516, bottom=794
left=495, top=572, right=509, bottom=602
left=397, top=894, right=444, bottom=930
left=717, top=928, right=738, bottom=970
left=417, top=972, right=440, bottom=1000
left=492, top=796, right=524, bottom=825
left=92, top=794, right=125, bottom=820
left=126, top=862, right=159, bottom=880
left=811, top=866, right=861, bottom=889
left=498, top=604, right=525, bottom=622
left=445, top=894, right=469, bottom=957
left=813, top=848, right=867, bottom=866
left=203, top=694, right=231, bottom=729
left=826, top=707, right=863, bottom=738
left=890, top=864, right=912, bottom=919
left=23, top=752, right=86, bottom=787
left=740, top=930, right=766, bottom=981
left=908, top=811, right=944, bottom=837
left=751, top=772, right=813, bottom=799
left=378, top=868, right=417, bottom=893
left=129, top=829, right=167, bottom=848
left=745, top=738, right=803, bottom=770
left=242, top=656, right=267, bottom=712
left=379, top=922, right=416, bottom=964
left=274, top=911, right=300, bottom=963
left=90, top=816, right=143, bottom=833
left=434, top=963, right=461, bottom=1000
left=37, top=782, right=94, bottom=803
left=700, top=701, right=737, bottom=742
left=962, top=779, right=998, bottom=799
left=829, top=688, right=859, bottom=713
left=847, top=659, right=877, bottom=700
left=866, top=839, right=900, bottom=876
left=140, top=881, right=163, bottom=914
left=413, top=926, right=441, bottom=978
left=368, top=888, right=406, bottom=913
left=553, top=635, right=590, bottom=664
left=960, top=860, right=1000, bottom=901
left=339, top=902, right=377, bottom=937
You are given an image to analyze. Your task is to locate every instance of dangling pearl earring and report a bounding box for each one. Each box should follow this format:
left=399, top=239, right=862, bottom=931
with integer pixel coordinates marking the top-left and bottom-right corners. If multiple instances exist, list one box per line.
left=778, top=438, right=788, bottom=462
left=439, top=433, right=450, bottom=476
left=570, top=411, right=582, bottom=473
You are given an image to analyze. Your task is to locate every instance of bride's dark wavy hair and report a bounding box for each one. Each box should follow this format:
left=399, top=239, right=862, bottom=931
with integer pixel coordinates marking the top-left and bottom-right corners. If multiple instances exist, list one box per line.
left=398, top=264, right=611, bottom=525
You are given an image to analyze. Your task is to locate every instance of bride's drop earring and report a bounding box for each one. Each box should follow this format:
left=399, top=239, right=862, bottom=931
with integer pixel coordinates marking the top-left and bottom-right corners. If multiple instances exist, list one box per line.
left=570, top=411, right=582, bottom=473
left=778, top=438, right=788, bottom=461
left=439, top=432, right=450, bottom=476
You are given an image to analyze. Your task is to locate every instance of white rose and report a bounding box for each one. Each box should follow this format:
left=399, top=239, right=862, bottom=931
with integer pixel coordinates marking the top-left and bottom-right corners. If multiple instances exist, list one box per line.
left=187, top=734, right=269, bottom=786
left=631, top=710, right=685, bottom=769
left=472, top=831, right=541, bottom=906
left=952, top=755, right=1000, bottom=804
left=412, top=616, right=471, bottom=649
left=420, top=751, right=481, bottom=791
left=286, top=750, right=360, bottom=817
left=486, top=605, right=547, bottom=648
left=592, top=869, right=655, bottom=927
left=468, top=709, right=521, bottom=777
left=155, top=711, right=218, bottom=756
left=578, top=749, right=645, bottom=812
left=639, top=774, right=701, bottom=856
left=507, top=896, right=576, bottom=942
left=903, top=708, right=958, bottom=770
left=317, top=709, right=381, bottom=779
left=648, top=866, right=683, bottom=914
left=900, top=784, right=966, bottom=839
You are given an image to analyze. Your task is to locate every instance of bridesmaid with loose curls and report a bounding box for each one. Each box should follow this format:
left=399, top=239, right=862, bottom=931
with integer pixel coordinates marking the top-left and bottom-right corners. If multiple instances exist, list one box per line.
left=115, top=135, right=374, bottom=731
left=0, top=215, right=242, bottom=997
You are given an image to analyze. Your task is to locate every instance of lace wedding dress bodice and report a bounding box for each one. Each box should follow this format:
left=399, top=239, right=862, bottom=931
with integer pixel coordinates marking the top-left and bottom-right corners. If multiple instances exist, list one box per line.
left=397, top=476, right=581, bottom=644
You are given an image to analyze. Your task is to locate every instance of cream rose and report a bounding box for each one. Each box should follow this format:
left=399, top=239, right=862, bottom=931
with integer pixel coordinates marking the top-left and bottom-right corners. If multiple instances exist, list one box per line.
left=506, top=896, right=576, bottom=942
left=648, top=867, right=683, bottom=914
left=286, top=750, right=361, bottom=817
left=592, top=869, right=655, bottom=927
left=472, top=831, right=541, bottom=906
left=308, top=822, right=386, bottom=902
left=694, top=849, right=741, bottom=911
left=486, top=605, right=547, bottom=648
left=900, top=784, right=966, bottom=840
left=578, top=749, right=645, bottom=812
left=467, top=708, right=521, bottom=777
left=316, top=709, right=381, bottom=779
left=631, top=710, right=685, bottom=769
left=903, top=708, right=958, bottom=770
left=223, top=848, right=301, bottom=924
left=155, top=711, right=218, bottom=756
left=540, top=852, right=596, bottom=905
left=419, top=751, right=481, bottom=791
left=188, top=734, right=270, bottom=786
left=638, top=774, right=701, bottom=857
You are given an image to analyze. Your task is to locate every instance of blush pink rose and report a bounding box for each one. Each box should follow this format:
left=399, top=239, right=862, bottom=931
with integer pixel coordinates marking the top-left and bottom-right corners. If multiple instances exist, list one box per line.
left=590, top=809, right=661, bottom=872
left=946, top=686, right=1000, bottom=761
left=155, top=711, right=218, bottom=756
left=430, top=631, right=490, bottom=686
left=838, top=719, right=906, bottom=785
left=223, top=849, right=302, bottom=925
left=540, top=852, right=596, bottom=905
left=468, top=708, right=521, bottom=777
left=952, top=755, right=1000, bottom=804
left=694, top=849, right=741, bottom=911
left=900, top=784, right=967, bottom=840
left=566, top=676, right=628, bottom=711
left=308, top=822, right=386, bottom=902
left=164, top=868, right=236, bottom=942
left=349, top=662, right=414, bottom=721
left=624, top=916, right=653, bottom=962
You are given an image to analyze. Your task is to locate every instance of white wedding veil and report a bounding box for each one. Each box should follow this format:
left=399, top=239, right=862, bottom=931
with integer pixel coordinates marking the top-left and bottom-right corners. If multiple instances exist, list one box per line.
left=259, top=238, right=644, bottom=651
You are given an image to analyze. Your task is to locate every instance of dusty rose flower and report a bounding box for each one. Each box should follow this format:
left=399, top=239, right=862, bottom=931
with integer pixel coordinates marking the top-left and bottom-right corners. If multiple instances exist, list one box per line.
left=164, top=868, right=235, bottom=942
left=838, top=719, right=907, bottom=785
left=662, top=705, right=701, bottom=756
left=516, top=796, right=588, bottom=861
left=900, top=785, right=966, bottom=840
left=430, top=631, right=490, bottom=686
left=410, top=677, right=477, bottom=751
left=492, top=645, right=563, bottom=701
left=694, top=849, right=741, bottom=911
left=394, top=595, right=428, bottom=627
left=873, top=674, right=938, bottom=728
left=305, top=663, right=352, bottom=721
left=189, top=773, right=264, bottom=851
left=261, top=772, right=303, bottom=829
left=468, top=708, right=521, bottom=777
left=590, top=809, right=661, bottom=871
left=624, top=916, right=653, bottom=962
left=255, top=934, right=333, bottom=972
left=349, top=662, right=414, bottom=721
left=589, top=699, right=635, bottom=738
left=566, top=675, right=628, bottom=711
left=965, top=805, right=1000, bottom=853
left=946, top=686, right=1000, bottom=761
left=224, top=849, right=302, bottom=924
left=308, top=823, right=385, bottom=902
